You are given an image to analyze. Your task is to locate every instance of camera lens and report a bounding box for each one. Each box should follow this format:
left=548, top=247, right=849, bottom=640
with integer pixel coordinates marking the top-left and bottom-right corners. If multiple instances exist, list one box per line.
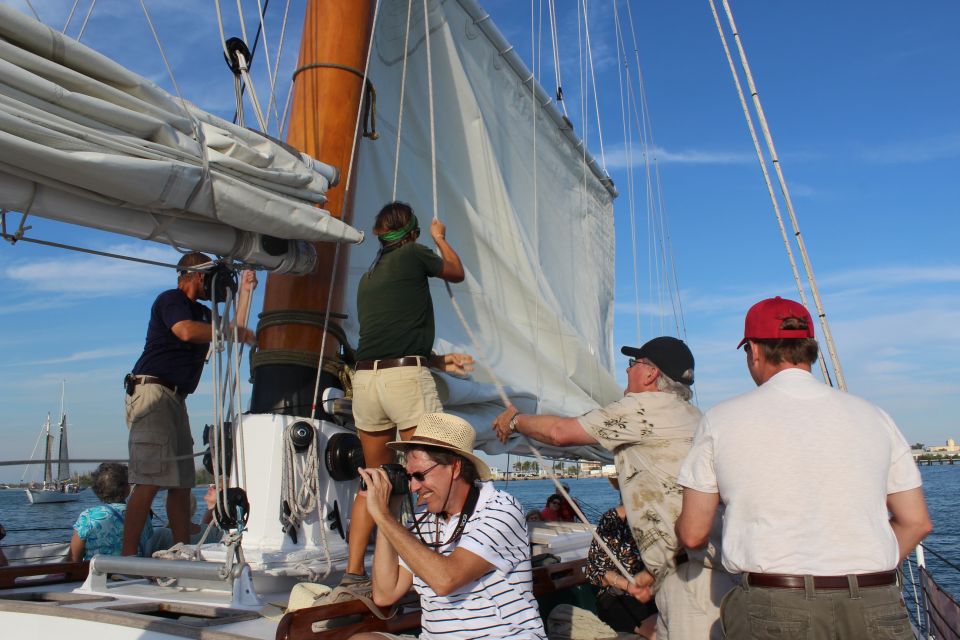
left=359, top=464, right=410, bottom=496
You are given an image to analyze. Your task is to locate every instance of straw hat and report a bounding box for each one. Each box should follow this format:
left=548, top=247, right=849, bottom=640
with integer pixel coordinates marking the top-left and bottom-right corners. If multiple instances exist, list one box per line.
left=387, top=412, right=492, bottom=481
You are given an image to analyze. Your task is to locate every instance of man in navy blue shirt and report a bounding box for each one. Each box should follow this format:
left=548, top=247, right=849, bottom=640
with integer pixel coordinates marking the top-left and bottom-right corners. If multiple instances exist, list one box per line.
left=121, top=252, right=254, bottom=555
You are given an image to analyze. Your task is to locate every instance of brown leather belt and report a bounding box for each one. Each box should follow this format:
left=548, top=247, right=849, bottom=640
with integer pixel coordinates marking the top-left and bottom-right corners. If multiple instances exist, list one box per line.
left=129, top=375, right=178, bottom=394
left=355, top=356, right=427, bottom=371
left=746, top=570, right=897, bottom=590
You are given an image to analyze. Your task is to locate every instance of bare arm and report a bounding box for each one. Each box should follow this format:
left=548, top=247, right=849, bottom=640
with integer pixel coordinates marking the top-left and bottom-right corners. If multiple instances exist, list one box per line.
left=234, top=270, right=258, bottom=331
left=429, top=353, right=475, bottom=376
left=887, top=487, right=933, bottom=562
left=370, top=520, right=414, bottom=607
left=492, top=404, right=597, bottom=446
left=68, top=531, right=85, bottom=563
left=430, top=219, right=465, bottom=283
left=360, top=468, right=494, bottom=600
left=676, top=487, right=720, bottom=549
left=170, top=320, right=256, bottom=345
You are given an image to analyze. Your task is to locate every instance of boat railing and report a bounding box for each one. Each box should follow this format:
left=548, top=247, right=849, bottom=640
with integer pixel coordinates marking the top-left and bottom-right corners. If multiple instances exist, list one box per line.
left=903, top=543, right=960, bottom=639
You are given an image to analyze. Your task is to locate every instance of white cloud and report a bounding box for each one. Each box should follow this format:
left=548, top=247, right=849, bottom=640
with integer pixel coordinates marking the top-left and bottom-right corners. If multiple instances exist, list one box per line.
left=9, top=346, right=140, bottom=367
left=820, top=265, right=960, bottom=290
left=4, top=243, right=183, bottom=296
left=861, top=133, right=960, bottom=164
left=604, top=143, right=754, bottom=169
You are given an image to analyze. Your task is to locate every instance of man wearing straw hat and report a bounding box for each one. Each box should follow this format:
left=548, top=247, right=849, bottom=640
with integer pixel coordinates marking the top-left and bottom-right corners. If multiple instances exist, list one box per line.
left=493, top=336, right=734, bottom=640
left=355, top=412, right=546, bottom=640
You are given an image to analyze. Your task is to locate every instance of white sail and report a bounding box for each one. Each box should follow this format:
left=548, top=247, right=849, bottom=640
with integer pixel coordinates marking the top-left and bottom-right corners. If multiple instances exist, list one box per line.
left=346, top=0, right=620, bottom=461
left=0, top=5, right=363, bottom=274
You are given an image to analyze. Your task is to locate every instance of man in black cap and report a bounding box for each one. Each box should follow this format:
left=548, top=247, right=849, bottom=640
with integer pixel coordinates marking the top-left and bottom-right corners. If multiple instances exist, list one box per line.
left=493, top=336, right=733, bottom=640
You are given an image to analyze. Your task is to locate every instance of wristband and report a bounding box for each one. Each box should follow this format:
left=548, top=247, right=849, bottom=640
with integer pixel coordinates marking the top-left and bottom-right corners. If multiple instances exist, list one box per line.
left=508, top=412, right=521, bottom=433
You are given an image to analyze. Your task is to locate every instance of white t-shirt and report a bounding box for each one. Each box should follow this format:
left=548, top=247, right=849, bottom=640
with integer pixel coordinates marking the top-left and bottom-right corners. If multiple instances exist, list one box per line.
left=678, top=368, right=922, bottom=575
left=400, top=481, right=546, bottom=640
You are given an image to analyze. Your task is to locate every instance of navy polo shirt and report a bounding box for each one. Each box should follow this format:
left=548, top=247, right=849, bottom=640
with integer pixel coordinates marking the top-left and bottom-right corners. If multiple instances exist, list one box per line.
left=131, top=289, right=211, bottom=394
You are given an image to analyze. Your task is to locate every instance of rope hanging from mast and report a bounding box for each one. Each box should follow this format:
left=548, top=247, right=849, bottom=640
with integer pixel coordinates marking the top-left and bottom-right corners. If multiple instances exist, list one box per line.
left=709, top=0, right=845, bottom=390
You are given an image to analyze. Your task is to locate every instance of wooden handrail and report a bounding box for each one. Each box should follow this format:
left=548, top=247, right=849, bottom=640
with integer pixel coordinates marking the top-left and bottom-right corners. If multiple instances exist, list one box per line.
left=276, top=558, right=588, bottom=639
left=0, top=561, right=89, bottom=589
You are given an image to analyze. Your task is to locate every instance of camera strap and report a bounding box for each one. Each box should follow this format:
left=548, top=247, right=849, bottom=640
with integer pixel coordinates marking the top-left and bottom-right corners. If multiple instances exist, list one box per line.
left=411, top=483, right=481, bottom=550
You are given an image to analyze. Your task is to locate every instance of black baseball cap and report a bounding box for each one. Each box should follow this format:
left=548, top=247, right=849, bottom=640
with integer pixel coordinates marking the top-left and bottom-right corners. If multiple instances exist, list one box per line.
left=621, top=336, right=695, bottom=385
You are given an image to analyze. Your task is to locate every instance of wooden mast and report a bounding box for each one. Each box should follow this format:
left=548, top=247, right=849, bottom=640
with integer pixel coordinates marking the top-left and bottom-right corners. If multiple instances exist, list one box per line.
left=250, top=0, right=376, bottom=415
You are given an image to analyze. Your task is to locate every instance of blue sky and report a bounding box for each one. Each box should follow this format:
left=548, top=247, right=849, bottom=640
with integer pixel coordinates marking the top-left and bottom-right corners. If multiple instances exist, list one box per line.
left=0, top=1, right=957, bottom=482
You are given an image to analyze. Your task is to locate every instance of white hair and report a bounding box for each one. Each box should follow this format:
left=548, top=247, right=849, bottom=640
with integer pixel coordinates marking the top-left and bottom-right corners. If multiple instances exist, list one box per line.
left=656, top=370, right=693, bottom=401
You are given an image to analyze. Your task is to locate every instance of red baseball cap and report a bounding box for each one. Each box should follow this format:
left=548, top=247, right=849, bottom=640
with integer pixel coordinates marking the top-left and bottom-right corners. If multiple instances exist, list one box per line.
left=737, top=297, right=814, bottom=348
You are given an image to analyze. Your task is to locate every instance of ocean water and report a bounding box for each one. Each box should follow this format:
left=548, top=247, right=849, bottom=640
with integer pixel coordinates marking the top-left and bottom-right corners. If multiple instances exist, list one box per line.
left=1, top=468, right=957, bottom=598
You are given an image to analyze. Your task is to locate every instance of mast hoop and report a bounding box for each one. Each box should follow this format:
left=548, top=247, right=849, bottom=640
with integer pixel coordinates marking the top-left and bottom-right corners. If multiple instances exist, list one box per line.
left=291, top=63, right=379, bottom=139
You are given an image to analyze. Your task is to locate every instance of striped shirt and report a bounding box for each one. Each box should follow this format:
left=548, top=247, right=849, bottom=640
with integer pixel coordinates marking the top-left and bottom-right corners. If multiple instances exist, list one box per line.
left=401, top=482, right=546, bottom=639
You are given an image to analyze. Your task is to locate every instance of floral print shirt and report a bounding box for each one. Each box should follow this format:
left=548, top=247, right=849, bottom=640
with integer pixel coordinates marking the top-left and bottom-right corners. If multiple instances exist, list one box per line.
left=586, top=507, right=646, bottom=598
left=73, top=503, right=154, bottom=559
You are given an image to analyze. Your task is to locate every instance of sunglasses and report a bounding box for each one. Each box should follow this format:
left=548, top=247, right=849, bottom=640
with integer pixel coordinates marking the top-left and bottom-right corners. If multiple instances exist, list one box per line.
left=628, top=358, right=653, bottom=369
left=407, top=463, right=441, bottom=483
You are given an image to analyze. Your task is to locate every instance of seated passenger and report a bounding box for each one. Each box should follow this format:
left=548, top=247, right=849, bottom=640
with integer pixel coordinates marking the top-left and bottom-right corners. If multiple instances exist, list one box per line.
left=525, top=508, right=543, bottom=522
left=540, top=494, right=575, bottom=522
left=558, top=483, right=580, bottom=521
left=69, top=463, right=153, bottom=561
left=145, top=483, right=223, bottom=555
left=587, top=482, right=658, bottom=636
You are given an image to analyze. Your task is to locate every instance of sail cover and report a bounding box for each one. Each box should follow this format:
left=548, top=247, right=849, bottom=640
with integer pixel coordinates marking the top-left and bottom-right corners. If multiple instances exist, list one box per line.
left=346, top=0, right=620, bottom=461
left=0, top=6, right=363, bottom=274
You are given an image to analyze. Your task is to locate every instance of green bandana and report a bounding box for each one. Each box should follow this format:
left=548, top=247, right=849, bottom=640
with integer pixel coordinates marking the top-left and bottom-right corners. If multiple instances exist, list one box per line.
left=378, top=214, right=419, bottom=243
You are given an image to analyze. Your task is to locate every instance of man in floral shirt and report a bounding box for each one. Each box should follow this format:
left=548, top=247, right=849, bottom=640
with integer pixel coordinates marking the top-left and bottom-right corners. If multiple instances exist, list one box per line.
left=494, top=337, right=733, bottom=639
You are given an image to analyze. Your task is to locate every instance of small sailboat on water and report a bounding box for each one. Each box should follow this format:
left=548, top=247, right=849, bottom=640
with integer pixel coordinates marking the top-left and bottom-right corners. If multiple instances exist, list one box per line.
left=23, top=383, right=81, bottom=505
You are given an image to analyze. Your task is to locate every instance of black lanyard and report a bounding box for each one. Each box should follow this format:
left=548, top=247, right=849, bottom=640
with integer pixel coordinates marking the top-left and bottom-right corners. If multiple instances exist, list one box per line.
left=409, top=483, right=480, bottom=549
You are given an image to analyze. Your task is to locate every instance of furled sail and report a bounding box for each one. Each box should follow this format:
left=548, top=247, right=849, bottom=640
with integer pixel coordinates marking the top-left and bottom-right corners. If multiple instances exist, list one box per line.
left=0, top=6, right=363, bottom=274
left=346, top=0, right=620, bottom=461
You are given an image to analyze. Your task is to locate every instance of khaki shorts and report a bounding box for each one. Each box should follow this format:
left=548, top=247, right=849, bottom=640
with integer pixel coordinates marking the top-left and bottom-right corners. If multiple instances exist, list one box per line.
left=655, top=561, right=736, bottom=640
left=352, top=363, right=442, bottom=432
left=125, top=382, right=196, bottom=488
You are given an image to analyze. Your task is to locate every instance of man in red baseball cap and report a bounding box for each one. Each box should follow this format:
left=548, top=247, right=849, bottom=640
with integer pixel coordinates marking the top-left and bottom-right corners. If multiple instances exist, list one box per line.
left=676, top=297, right=932, bottom=639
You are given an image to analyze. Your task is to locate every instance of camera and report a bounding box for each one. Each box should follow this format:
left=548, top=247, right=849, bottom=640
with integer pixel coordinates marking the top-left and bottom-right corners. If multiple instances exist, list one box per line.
left=359, top=463, right=409, bottom=496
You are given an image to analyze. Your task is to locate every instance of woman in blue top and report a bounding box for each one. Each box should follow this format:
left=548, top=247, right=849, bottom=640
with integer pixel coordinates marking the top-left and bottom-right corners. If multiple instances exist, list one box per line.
left=69, top=463, right=153, bottom=561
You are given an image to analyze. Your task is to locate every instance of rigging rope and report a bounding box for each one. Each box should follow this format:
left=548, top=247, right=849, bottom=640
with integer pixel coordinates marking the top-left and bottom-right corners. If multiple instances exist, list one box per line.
left=712, top=0, right=845, bottom=390
left=706, top=0, right=833, bottom=387
left=410, top=1, right=636, bottom=590
left=391, top=0, right=415, bottom=201
left=579, top=0, right=607, bottom=172
left=611, top=2, right=642, bottom=346
left=62, top=0, right=80, bottom=33
left=266, top=0, right=292, bottom=136
left=546, top=0, right=567, bottom=116
left=77, top=0, right=97, bottom=42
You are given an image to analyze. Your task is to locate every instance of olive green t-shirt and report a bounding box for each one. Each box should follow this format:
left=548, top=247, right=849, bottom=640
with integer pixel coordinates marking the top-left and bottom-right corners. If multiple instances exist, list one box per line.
left=356, top=242, right=444, bottom=361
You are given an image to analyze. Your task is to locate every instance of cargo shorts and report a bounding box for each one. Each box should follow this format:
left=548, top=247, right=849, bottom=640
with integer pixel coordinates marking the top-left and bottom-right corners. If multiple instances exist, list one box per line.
left=124, top=382, right=195, bottom=488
